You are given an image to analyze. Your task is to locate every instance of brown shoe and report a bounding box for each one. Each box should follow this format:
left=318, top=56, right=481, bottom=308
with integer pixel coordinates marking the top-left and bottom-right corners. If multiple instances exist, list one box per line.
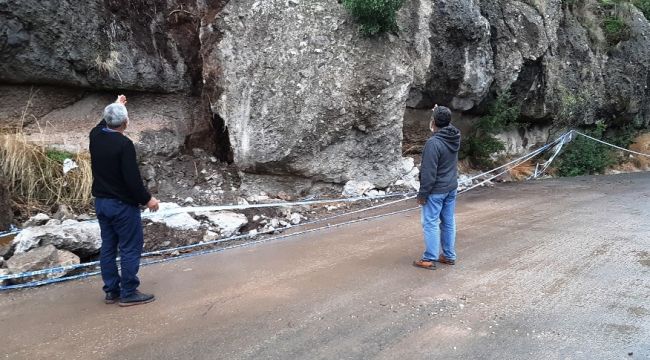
left=413, top=259, right=436, bottom=270
left=438, top=256, right=455, bottom=265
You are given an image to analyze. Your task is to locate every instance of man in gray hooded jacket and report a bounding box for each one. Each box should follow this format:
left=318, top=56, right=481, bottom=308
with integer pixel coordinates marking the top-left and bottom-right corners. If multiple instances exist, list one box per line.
left=413, top=105, right=461, bottom=270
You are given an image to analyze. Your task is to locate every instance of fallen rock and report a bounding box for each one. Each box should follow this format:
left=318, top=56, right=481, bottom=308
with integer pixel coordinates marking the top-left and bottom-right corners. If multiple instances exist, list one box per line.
left=76, top=214, right=93, bottom=221
left=342, top=180, right=375, bottom=197
left=203, top=231, right=218, bottom=242
left=458, top=174, right=474, bottom=190
left=54, top=248, right=80, bottom=268
left=5, top=244, right=79, bottom=283
left=196, top=212, right=248, bottom=237
left=365, top=189, right=387, bottom=198
left=22, top=213, right=50, bottom=228
left=269, top=218, right=281, bottom=229
left=12, top=220, right=101, bottom=257
left=0, top=238, right=13, bottom=258
left=45, top=219, right=62, bottom=227
left=53, top=204, right=75, bottom=221
left=289, top=213, right=302, bottom=225
left=401, top=157, right=415, bottom=175
left=144, top=203, right=202, bottom=231
left=0, top=269, right=9, bottom=287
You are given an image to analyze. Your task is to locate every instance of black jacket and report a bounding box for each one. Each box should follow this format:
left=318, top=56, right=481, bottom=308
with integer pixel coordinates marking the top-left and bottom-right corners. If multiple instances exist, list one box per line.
left=417, top=125, right=461, bottom=199
left=89, top=120, right=151, bottom=206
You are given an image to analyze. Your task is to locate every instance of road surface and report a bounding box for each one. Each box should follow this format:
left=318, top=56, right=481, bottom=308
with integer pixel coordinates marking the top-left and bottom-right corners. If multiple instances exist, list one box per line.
left=1, top=173, right=649, bottom=359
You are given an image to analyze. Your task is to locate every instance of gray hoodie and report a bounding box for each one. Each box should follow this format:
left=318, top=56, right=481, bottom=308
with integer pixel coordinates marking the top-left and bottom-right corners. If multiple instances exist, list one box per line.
left=417, top=125, right=461, bottom=199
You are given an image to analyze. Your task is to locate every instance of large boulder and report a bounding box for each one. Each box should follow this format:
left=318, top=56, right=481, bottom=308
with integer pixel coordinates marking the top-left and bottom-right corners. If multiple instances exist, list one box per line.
left=12, top=220, right=101, bottom=258
left=5, top=244, right=80, bottom=283
left=202, top=0, right=418, bottom=187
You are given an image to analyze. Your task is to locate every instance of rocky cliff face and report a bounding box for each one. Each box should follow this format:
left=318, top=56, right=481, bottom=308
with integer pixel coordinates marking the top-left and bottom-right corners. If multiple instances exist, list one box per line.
left=0, top=0, right=209, bottom=155
left=0, top=0, right=202, bottom=92
left=411, top=0, right=650, bottom=128
left=1, top=0, right=649, bottom=190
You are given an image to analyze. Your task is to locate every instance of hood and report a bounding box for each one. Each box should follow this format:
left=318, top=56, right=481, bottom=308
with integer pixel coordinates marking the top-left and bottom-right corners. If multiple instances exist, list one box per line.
left=433, top=125, right=461, bottom=153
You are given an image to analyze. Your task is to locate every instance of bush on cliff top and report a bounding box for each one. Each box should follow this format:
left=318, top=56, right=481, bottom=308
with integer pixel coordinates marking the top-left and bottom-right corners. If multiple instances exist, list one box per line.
left=343, top=0, right=404, bottom=36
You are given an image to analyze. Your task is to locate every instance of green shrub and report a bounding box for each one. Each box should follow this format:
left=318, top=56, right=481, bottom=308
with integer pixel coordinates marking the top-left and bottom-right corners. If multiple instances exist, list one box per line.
left=475, top=92, right=521, bottom=133
left=550, top=88, right=592, bottom=138
left=558, top=122, right=614, bottom=176
left=632, top=0, right=650, bottom=18
left=461, top=134, right=506, bottom=169
left=602, top=16, right=631, bottom=45
left=599, top=0, right=624, bottom=7
left=563, top=0, right=585, bottom=8
left=607, top=123, right=637, bottom=148
left=45, top=149, right=75, bottom=164
left=343, top=0, right=404, bottom=36
left=461, top=91, right=521, bottom=168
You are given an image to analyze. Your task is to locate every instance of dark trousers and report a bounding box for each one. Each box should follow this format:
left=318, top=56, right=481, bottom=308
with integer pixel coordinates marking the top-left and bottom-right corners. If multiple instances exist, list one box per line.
left=95, top=198, right=144, bottom=298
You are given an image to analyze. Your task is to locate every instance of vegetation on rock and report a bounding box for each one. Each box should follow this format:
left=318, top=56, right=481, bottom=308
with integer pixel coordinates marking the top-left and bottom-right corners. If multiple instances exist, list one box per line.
left=461, top=91, right=521, bottom=168
left=343, top=0, right=404, bottom=36
left=0, top=134, right=92, bottom=215
left=557, top=122, right=614, bottom=176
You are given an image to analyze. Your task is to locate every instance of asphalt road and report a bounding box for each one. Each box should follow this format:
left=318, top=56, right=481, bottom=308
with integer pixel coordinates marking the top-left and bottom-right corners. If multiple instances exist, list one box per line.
left=1, top=173, right=649, bottom=360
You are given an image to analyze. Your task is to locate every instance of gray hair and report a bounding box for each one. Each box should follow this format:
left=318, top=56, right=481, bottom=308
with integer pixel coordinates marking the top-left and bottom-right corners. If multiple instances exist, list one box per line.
left=103, top=103, right=129, bottom=128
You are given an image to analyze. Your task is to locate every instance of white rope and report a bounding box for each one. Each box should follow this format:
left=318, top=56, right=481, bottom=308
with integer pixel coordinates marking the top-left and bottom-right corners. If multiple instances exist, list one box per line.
left=464, top=140, right=556, bottom=182
left=142, top=192, right=411, bottom=219
left=531, top=131, right=574, bottom=179
left=573, top=130, right=650, bottom=158
left=5, top=129, right=648, bottom=288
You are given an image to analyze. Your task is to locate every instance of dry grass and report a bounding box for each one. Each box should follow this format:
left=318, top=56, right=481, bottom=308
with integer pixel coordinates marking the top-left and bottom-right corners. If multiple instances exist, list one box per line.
left=0, top=133, right=93, bottom=215
left=508, top=160, right=536, bottom=181
left=0, top=94, right=93, bottom=217
left=95, top=50, right=123, bottom=81
left=622, top=132, right=650, bottom=170
left=599, top=132, right=650, bottom=173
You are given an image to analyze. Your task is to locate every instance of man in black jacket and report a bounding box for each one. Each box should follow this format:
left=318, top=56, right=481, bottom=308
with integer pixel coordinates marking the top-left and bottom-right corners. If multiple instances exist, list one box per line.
left=90, top=95, right=160, bottom=306
left=413, top=105, right=461, bottom=270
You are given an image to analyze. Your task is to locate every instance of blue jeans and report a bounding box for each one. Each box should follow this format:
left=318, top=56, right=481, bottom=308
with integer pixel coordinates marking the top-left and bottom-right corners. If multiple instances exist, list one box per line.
left=95, top=198, right=144, bottom=298
left=420, top=190, right=457, bottom=261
